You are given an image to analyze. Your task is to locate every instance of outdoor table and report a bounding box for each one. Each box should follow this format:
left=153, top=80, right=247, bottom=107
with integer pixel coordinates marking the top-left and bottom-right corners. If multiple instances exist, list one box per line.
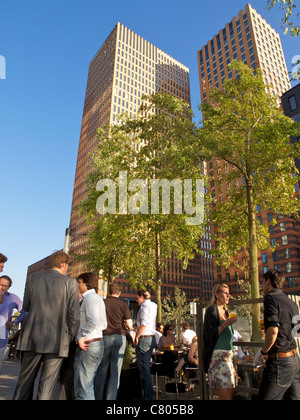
left=151, top=348, right=183, bottom=400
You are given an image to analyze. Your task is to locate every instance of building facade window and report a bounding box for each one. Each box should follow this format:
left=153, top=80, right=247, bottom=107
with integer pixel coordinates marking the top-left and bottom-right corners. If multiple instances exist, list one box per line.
left=279, top=222, right=286, bottom=232
left=286, top=262, right=292, bottom=273
left=289, top=95, right=297, bottom=112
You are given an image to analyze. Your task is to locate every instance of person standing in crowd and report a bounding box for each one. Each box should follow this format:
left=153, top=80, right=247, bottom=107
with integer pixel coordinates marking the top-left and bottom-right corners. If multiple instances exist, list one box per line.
left=95, top=281, right=132, bottom=400
left=134, top=290, right=157, bottom=400
left=13, top=251, right=80, bottom=400
left=74, top=272, right=107, bottom=400
left=258, top=270, right=300, bottom=400
left=0, top=275, right=24, bottom=371
left=0, top=253, right=7, bottom=273
left=181, top=322, right=196, bottom=346
left=58, top=288, right=82, bottom=400
left=203, top=284, right=237, bottom=400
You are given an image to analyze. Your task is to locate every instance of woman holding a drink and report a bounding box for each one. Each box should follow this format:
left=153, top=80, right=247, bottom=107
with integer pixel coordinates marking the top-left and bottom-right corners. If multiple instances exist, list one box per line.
left=157, top=324, right=176, bottom=351
left=203, top=284, right=238, bottom=400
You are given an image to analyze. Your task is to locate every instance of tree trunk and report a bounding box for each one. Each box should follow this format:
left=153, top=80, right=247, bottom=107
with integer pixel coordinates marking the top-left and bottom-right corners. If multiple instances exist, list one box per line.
left=107, top=253, right=114, bottom=289
left=155, top=230, right=162, bottom=322
left=246, top=182, right=261, bottom=343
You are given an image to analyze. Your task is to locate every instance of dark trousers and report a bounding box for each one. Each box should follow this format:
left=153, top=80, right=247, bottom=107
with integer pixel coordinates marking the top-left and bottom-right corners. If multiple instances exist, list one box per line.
left=136, top=336, right=156, bottom=400
left=13, top=351, right=63, bottom=400
left=258, top=354, right=300, bottom=400
left=59, top=340, right=77, bottom=400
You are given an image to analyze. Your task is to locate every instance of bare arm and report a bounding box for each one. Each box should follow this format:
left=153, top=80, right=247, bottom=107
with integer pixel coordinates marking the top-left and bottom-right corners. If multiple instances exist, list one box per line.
left=263, top=326, right=279, bottom=353
left=134, top=325, right=147, bottom=346
left=188, top=337, right=199, bottom=366
left=218, top=316, right=237, bottom=335
left=258, top=326, right=279, bottom=365
left=125, top=318, right=133, bottom=330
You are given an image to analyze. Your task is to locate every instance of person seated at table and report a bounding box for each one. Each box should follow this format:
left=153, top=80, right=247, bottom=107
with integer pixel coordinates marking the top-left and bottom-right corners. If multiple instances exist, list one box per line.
left=154, top=322, right=163, bottom=347
left=175, top=335, right=199, bottom=376
left=181, top=322, right=196, bottom=347
left=233, top=329, right=247, bottom=361
left=188, top=336, right=199, bottom=367
left=157, top=324, right=176, bottom=351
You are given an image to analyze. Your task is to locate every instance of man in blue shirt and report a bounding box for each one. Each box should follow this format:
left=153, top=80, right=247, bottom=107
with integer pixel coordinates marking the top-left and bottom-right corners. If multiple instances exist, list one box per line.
left=74, top=272, right=107, bottom=400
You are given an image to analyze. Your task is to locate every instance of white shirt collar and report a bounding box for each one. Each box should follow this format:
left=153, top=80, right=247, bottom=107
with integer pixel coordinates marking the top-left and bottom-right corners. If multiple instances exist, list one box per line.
left=82, top=288, right=96, bottom=298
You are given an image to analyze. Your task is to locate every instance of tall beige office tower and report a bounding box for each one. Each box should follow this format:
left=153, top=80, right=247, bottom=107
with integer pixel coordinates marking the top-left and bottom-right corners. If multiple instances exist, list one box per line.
left=67, top=23, right=212, bottom=300
left=198, top=3, right=290, bottom=105
left=197, top=4, right=300, bottom=296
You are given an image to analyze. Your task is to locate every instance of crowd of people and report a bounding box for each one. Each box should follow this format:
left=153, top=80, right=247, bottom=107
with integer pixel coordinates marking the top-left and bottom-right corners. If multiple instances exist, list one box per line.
left=1, top=251, right=300, bottom=400
left=0, top=251, right=159, bottom=400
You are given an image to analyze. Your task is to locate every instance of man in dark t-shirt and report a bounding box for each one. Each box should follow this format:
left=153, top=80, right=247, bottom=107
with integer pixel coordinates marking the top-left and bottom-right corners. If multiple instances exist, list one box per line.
left=94, top=282, right=132, bottom=400
left=258, top=270, right=300, bottom=400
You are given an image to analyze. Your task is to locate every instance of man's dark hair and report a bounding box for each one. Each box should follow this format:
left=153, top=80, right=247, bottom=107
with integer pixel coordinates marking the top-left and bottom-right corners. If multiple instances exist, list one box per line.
left=77, top=272, right=98, bottom=292
left=0, top=253, right=8, bottom=264
left=263, top=269, right=285, bottom=289
left=163, top=324, right=174, bottom=337
left=137, top=290, right=150, bottom=299
left=0, top=275, right=12, bottom=287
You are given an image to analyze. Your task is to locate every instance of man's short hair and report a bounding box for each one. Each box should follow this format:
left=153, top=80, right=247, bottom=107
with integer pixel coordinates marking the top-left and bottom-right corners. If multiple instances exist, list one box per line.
left=0, top=253, right=8, bottom=264
left=137, top=290, right=150, bottom=299
left=263, top=269, right=285, bottom=289
left=77, top=272, right=99, bottom=292
left=108, top=281, right=121, bottom=295
left=49, top=251, right=70, bottom=269
left=0, top=275, right=12, bottom=287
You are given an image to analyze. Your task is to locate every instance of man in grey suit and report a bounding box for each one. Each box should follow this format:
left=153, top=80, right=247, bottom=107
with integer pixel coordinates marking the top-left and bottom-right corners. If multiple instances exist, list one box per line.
left=13, top=251, right=80, bottom=400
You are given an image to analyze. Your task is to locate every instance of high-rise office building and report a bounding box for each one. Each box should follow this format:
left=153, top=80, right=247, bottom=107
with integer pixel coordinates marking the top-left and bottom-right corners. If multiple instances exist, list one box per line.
left=197, top=4, right=300, bottom=296
left=67, top=23, right=213, bottom=301
left=281, top=84, right=300, bottom=289
left=282, top=84, right=300, bottom=173
left=198, top=3, right=290, bottom=105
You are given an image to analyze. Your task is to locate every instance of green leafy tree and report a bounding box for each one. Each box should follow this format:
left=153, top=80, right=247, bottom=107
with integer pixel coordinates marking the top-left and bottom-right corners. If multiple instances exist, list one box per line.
left=79, top=93, right=207, bottom=321
left=200, top=61, right=300, bottom=339
left=267, top=0, right=300, bottom=36
left=162, top=287, right=191, bottom=336
left=235, top=279, right=264, bottom=336
left=77, top=128, right=146, bottom=286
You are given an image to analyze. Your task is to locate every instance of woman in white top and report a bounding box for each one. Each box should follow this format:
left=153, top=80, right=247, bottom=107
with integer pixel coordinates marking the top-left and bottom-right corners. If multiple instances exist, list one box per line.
left=181, top=322, right=196, bottom=346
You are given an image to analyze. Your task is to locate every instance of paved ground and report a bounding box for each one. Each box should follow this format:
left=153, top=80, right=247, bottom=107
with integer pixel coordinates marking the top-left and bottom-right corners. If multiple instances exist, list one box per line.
left=0, top=359, right=21, bottom=400
left=0, top=358, right=201, bottom=401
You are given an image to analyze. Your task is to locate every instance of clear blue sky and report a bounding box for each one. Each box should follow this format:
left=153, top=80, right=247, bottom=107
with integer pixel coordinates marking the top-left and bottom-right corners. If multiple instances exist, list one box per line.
left=1, top=0, right=299, bottom=299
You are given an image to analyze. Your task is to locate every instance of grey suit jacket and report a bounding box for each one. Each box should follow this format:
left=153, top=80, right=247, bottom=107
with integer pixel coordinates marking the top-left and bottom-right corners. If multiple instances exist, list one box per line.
left=17, top=269, right=80, bottom=358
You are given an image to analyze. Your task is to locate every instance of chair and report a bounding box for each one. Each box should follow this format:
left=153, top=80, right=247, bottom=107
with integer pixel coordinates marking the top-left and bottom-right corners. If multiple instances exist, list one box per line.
left=151, top=360, right=163, bottom=400
left=151, top=350, right=180, bottom=400
left=185, top=366, right=199, bottom=400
